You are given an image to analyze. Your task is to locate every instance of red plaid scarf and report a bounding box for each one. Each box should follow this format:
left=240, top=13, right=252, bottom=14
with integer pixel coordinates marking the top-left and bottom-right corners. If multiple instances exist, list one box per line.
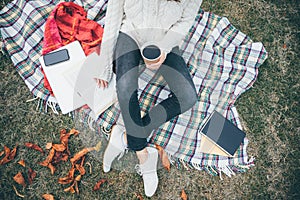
left=42, top=2, right=103, bottom=95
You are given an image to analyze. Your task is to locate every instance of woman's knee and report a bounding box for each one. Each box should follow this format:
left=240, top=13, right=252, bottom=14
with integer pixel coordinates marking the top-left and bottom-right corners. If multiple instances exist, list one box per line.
left=177, top=85, right=197, bottom=112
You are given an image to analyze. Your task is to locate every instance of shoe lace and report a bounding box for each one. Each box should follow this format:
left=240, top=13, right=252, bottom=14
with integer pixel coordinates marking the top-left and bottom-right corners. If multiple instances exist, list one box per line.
left=135, top=163, right=157, bottom=176
left=135, top=164, right=142, bottom=176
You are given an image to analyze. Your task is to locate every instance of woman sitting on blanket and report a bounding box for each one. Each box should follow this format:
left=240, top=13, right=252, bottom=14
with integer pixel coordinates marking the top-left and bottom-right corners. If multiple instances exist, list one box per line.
left=95, top=0, right=202, bottom=197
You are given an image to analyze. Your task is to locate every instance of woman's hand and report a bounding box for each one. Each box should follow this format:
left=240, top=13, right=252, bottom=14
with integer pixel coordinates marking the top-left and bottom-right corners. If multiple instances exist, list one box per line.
left=146, top=52, right=166, bottom=70
left=94, top=78, right=108, bottom=88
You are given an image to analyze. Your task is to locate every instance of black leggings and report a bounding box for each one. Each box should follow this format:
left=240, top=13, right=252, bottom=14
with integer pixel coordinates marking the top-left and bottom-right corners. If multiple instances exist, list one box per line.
left=114, top=32, right=197, bottom=151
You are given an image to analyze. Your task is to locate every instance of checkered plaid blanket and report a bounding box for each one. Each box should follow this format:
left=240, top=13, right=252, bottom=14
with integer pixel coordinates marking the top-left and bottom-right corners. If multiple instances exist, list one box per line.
left=0, top=0, right=267, bottom=177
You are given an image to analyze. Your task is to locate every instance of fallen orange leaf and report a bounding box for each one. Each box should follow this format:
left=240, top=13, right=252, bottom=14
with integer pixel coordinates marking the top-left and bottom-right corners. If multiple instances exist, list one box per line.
left=58, top=165, right=75, bottom=184
left=42, top=194, right=54, bottom=200
left=0, top=145, right=18, bottom=165
left=70, top=147, right=95, bottom=164
left=52, top=144, right=66, bottom=152
left=135, top=193, right=144, bottom=200
left=69, top=128, right=79, bottom=136
left=0, top=150, right=4, bottom=157
left=93, top=179, right=107, bottom=191
left=64, top=186, right=75, bottom=194
left=18, top=159, right=26, bottom=167
left=75, top=164, right=86, bottom=176
left=28, top=168, right=37, bottom=185
left=181, top=189, right=188, bottom=200
left=45, top=143, right=53, bottom=150
left=13, top=172, right=26, bottom=187
left=24, top=142, right=44, bottom=154
left=155, top=144, right=170, bottom=172
left=48, top=163, right=56, bottom=175
left=39, top=148, right=55, bottom=167
left=74, top=180, right=79, bottom=194
left=52, top=151, right=69, bottom=164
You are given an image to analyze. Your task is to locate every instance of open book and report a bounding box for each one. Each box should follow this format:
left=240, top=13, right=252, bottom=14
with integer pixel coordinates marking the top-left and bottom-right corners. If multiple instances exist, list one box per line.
left=63, top=52, right=117, bottom=119
left=199, top=111, right=246, bottom=157
left=39, top=41, right=86, bottom=114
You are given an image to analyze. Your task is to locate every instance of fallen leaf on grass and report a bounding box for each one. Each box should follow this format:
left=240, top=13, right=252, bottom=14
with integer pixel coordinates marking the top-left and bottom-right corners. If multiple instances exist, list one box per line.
left=45, top=143, right=53, bottom=150
left=52, top=144, right=66, bottom=152
left=155, top=144, right=170, bottom=172
left=181, top=189, right=188, bottom=200
left=28, top=168, right=37, bottom=185
left=18, top=159, right=26, bottom=167
left=93, top=179, right=107, bottom=191
left=13, top=172, right=26, bottom=187
left=48, top=163, right=56, bottom=175
left=74, top=181, right=79, bottom=194
left=0, top=150, right=4, bottom=157
left=52, top=151, right=69, bottom=164
left=69, top=128, right=79, bottom=136
left=70, top=147, right=95, bottom=164
left=64, top=184, right=76, bottom=194
left=0, top=145, right=18, bottom=165
left=134, top=193, right=144, bottom=200
left=58, top=165, right=76, bottom=184
left=13, top=185, right=25, bottom=198
left=39, top=148, right=56, bottom=174
left=42, top=194, right=54, bottom=200
left=25, top=142, right=44, bottom=154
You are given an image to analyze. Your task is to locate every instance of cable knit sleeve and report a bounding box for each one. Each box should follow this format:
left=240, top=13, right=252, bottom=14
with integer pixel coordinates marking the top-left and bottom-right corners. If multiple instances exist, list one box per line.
left=158, top=0, right=202, bottom=54
left=96, top=0, right=125, bottom=83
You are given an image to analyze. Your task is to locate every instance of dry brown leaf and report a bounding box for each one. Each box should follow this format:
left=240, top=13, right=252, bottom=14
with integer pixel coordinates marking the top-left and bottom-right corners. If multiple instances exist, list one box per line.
left=0, top=150, right=4, bottom=157
left=93, top=179, right=107, bottom=191
left=42, top=194, right=54, bottom=200
left=45, top=143, right=53, bottom=150
left=13, top=185, right=25, bottom=198
left=64, top=185, right=75, bottom=194
left=24, top=142, right=44, bottom=154
left=48, top=163, right=56, bottom=175
left=75, top=174, right=81, bottom=182
left=70, top=147, right=95, bottom=164
left=181, top=189, right=188, bottom=200
left=0, top=145, right=18, bottom=165
left=18, top=159, right=26, bottom=167
left=39, top=148, right=55, bottom=166
left=52, top=144, right=66, bottom=152
left=69, top=128, right=79, bottom=136
left=75, top=164, right=86, bottom=175
left=13, top=172, right=26, bottom=187
left=155, top=144, right=170, bottom=172
left=135, top=193, right=144, bottom=200
left=58, top=165, right=75, bottom=184
left=52, top=151, right=69, bottom=164
left=74, top=181, right=79, bottom=194
left=28, top=168, right=37, bottom=185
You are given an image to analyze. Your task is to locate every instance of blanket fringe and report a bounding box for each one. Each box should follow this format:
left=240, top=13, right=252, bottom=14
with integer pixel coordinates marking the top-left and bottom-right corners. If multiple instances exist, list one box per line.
left=0, top=39, right=4, bottom=54
left=167, top=153, right=254, bottom=179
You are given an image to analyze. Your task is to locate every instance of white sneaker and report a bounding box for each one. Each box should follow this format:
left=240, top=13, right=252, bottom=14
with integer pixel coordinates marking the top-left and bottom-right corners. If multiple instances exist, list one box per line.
left=135, top=147, right=158, bottom=197
left=103, top=125, right=127, bottom=173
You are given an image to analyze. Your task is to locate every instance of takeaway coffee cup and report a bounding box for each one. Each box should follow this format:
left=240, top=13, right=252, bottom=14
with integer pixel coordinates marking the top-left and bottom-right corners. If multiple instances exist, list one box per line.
left=141, top=44, right=162, bottom=66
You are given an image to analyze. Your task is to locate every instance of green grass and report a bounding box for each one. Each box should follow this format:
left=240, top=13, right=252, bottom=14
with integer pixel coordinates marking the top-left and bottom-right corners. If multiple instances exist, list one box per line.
left=0, top=0, right=299, bottom=199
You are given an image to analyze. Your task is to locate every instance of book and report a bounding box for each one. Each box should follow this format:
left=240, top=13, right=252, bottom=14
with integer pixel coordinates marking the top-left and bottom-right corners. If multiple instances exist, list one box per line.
left=63, top=52, right=117, bottom=119
left=199, top=111, right=246, bottom=157
left=39, top=41, right=86, bottom=114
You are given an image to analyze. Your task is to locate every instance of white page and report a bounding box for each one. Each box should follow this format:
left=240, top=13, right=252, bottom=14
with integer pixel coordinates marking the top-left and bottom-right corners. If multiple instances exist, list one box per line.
left=63, top=52, right=117, bottom=119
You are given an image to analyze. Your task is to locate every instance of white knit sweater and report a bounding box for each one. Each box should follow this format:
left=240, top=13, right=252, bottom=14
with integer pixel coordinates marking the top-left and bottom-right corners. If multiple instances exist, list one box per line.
left=98, top=0, right=202, bottom=83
